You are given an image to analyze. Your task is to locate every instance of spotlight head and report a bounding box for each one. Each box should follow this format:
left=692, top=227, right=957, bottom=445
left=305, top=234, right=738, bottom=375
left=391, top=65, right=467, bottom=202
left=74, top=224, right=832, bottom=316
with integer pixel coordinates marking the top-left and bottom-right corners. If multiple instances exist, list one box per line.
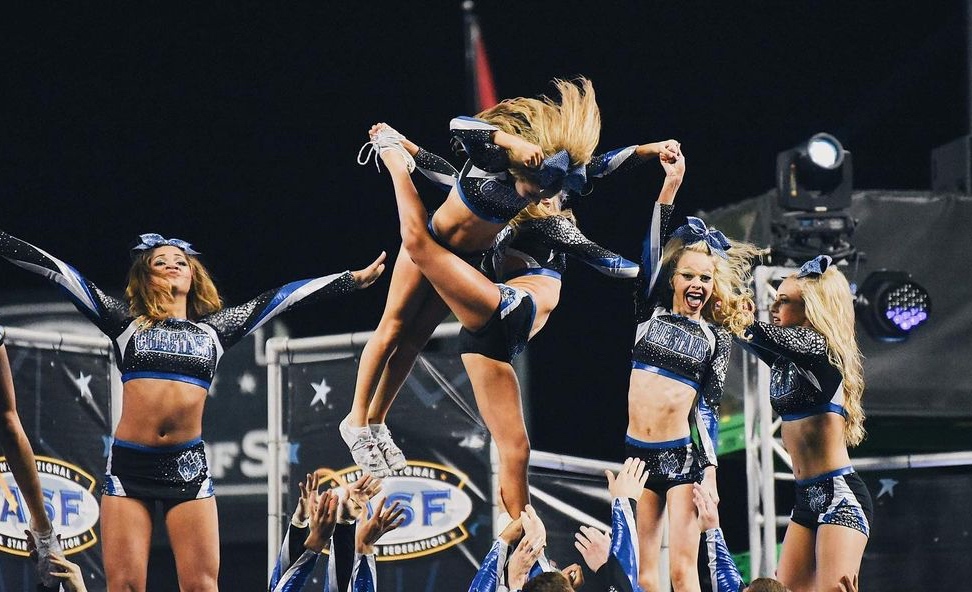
left=776, top=133, right=853, bottom=212
left=855, top=270, right=931, bottom=342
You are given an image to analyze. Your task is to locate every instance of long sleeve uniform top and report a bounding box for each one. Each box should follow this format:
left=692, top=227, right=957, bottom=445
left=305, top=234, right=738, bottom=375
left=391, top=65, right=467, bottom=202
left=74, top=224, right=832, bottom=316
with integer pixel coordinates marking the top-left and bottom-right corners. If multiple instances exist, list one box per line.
left=738, top=322, right=846, bottom=420
left=0, top=231, right=356, bottom=390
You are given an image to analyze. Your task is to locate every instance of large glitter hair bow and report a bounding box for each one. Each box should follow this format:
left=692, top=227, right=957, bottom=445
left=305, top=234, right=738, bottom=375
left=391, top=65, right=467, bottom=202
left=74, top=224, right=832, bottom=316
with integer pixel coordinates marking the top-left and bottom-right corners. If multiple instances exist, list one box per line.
left=797, top=255, right=832, bottom=278
left=672, top=217, right=731, bottom=259
left=131, top=233, right=201, bottom=256
left=537, top=150, right=588, bottom=194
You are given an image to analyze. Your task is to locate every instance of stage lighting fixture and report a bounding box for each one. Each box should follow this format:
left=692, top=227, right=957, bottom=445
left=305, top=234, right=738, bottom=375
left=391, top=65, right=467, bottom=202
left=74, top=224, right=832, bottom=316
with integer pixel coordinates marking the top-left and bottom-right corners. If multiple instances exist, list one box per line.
left=855, top=271, right=931, bottom=342
left=771, top=210, right=859, bottom=265
left=776, top=132, right=853, bottom=212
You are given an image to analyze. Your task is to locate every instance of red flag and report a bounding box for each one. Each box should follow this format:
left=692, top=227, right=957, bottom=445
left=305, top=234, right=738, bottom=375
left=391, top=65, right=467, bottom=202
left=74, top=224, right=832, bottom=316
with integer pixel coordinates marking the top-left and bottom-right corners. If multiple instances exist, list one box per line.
left=464, top=2, right=497, bottom=112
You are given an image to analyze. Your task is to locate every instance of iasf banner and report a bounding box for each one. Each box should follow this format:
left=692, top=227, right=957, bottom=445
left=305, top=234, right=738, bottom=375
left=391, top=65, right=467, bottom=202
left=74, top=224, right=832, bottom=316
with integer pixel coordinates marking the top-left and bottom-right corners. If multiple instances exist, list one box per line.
left=0, top=457, right=100, bottom=555
left=279, top=353, right=493, bottom=590
left=1, top=342, right=111, bottom=591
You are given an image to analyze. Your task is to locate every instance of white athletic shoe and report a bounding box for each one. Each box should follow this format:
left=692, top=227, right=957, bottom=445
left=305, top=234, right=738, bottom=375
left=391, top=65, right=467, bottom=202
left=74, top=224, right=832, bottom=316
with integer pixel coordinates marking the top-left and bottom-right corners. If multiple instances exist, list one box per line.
left=370, top=424, right=407, bottom=471
left=30, top=527, right=64, bottom=588
left=356, top=125, right=416, bottom=173
left=340, top=417, right=391, bottom=477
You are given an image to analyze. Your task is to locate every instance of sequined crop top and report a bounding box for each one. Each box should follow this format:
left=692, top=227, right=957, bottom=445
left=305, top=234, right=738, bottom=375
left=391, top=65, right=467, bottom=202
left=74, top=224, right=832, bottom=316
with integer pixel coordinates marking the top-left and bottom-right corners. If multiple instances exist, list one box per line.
left=740, top=321, right=846, bottom=421
left=488, top=216, right=639, bottom=282
left=0, top=325, right=5, bottom=346
left=631, top=202, right=732, bottom=467
left=0, top=231, right=356, bottom=390
left=632, top=203, right=732, bottom=401
left=441, top=116, right=645, bottom=224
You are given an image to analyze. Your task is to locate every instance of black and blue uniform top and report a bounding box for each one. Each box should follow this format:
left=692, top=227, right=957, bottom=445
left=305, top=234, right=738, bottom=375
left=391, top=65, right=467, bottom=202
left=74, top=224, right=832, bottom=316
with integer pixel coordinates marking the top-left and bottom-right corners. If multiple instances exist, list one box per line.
left=436, top=116, right=645, bottom=224
left=632, top=202, right=733, bottom=468
left=413, top=121, right=642, bottom=281
left=740, top=322, right=846, bottom=421
left=0, top=231, right=356, bottom=390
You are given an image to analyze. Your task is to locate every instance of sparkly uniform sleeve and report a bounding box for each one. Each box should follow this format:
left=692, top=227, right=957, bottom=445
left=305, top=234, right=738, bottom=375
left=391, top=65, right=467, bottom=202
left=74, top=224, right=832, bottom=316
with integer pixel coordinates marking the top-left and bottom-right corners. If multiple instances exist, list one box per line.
left=269, top=547, right=321, bottom=592
left=202, top=271, right=357, bottom=350
left=468, top=539, right=510, bottom=592
left=634, top=203, right=675, bottom=322
left=269, top=524, right=312, bottom=592
left=349, top=552, right=377, bottom=592
left=696, top=328, right=733, bottom=468
left=702, top=527, right=745, bottom=592
left=0, top=326, right=5, bottom=347
left=742, top=321, right=830, bottom=369
left=586, top=145, right=643, bottom=180
left=414, top=147, right=460, bottom=192
left=595, top=497, right=640, bottom=592
left=534, top=217, right=640, bottom=278
left=0, top=230, right=130, bottom=338
left=450, top=116, right=509, bottom=173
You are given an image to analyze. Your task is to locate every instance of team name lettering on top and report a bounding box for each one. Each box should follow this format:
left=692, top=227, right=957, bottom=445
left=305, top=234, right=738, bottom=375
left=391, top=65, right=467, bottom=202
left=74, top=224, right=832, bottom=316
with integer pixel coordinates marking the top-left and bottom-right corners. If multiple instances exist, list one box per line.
left=133, top=327, right=215, bottom=360
left=644, top=318, right=709, bottom=362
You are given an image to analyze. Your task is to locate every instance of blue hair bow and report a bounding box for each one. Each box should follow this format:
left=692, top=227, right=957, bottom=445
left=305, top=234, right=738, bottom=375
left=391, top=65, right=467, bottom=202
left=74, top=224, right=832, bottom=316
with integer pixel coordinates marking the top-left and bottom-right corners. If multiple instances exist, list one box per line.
left=537, top=150, right=587, bottom=194
left=131, top=233, right=201, bottom=256
left=672, top=217, right=731, bottom=259
left=797, top=255, right=832, bottom=278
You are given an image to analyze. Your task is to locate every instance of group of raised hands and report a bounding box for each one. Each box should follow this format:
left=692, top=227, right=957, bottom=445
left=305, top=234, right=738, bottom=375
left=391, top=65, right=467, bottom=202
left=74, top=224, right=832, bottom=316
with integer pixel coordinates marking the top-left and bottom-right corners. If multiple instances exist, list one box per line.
left=293, top=472, right=406, bottom=555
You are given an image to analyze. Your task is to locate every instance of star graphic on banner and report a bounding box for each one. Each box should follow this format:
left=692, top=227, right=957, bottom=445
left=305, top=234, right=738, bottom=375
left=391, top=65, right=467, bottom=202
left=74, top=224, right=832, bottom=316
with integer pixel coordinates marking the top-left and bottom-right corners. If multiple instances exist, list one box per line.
left=310, top=379, right=331, bottom=408
left=289, top=442, right=301, bottom=464
left=876, top=478, right=899, bottom=499
left=102, top=436, right=113, bottom=458
left=238, top=372, right=257, bottom=395
left=74, top=371, right=94, bottom=403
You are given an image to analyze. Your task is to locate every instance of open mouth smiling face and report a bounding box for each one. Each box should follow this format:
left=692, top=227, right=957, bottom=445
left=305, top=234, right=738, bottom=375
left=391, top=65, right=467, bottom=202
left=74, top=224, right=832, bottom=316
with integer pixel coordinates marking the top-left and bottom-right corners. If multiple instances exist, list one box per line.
left=672, top=250, right=715, bottom=318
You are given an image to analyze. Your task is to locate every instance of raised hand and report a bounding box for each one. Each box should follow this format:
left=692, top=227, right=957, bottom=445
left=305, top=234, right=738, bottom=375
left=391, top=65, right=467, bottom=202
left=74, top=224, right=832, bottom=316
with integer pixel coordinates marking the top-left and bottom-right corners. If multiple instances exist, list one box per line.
left=692, top=482, right=720, bottom=532
left=660, top=146, right=686, bottom=180
left=509, top=138, right=545, bottom=169
left=49, top=555, right=88, bottom=592
left=304, top=489, right=339, bottom=553
left=561, top=563, right=585, bottom=590
left=507, top=528, right=545, bottom=590
left=520, top=505, right=546, bottom=548
left=357, top=496, right=406, bottom=552
left=340, top=474, right=383, bottom=523
left=294, top=472, right=318, bottom=526
left=837, top=573, right=859, bottom=592
left=352, top=251, right=387, bottom=289
left=574, top=525, right=610, bottom=572
left=605, top=457, right=648, bottom=500
left=637, top=139, right=681, bottom=163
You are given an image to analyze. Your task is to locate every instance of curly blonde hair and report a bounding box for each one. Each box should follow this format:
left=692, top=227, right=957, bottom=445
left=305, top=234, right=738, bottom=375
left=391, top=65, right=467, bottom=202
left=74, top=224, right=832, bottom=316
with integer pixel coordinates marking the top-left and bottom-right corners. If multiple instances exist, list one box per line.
left=126, top=249, right=222, bottom=326
left=793, top=267, right=867, bottom=447
left=477, top=77, right=601, bottom=179
left=659, top=236, right=761, bottom=338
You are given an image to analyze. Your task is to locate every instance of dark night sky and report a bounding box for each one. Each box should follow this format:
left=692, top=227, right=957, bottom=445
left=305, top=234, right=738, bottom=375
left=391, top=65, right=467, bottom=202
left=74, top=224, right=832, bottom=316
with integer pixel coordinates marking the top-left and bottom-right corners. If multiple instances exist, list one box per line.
left=1, top=2, right=966, bottom=460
